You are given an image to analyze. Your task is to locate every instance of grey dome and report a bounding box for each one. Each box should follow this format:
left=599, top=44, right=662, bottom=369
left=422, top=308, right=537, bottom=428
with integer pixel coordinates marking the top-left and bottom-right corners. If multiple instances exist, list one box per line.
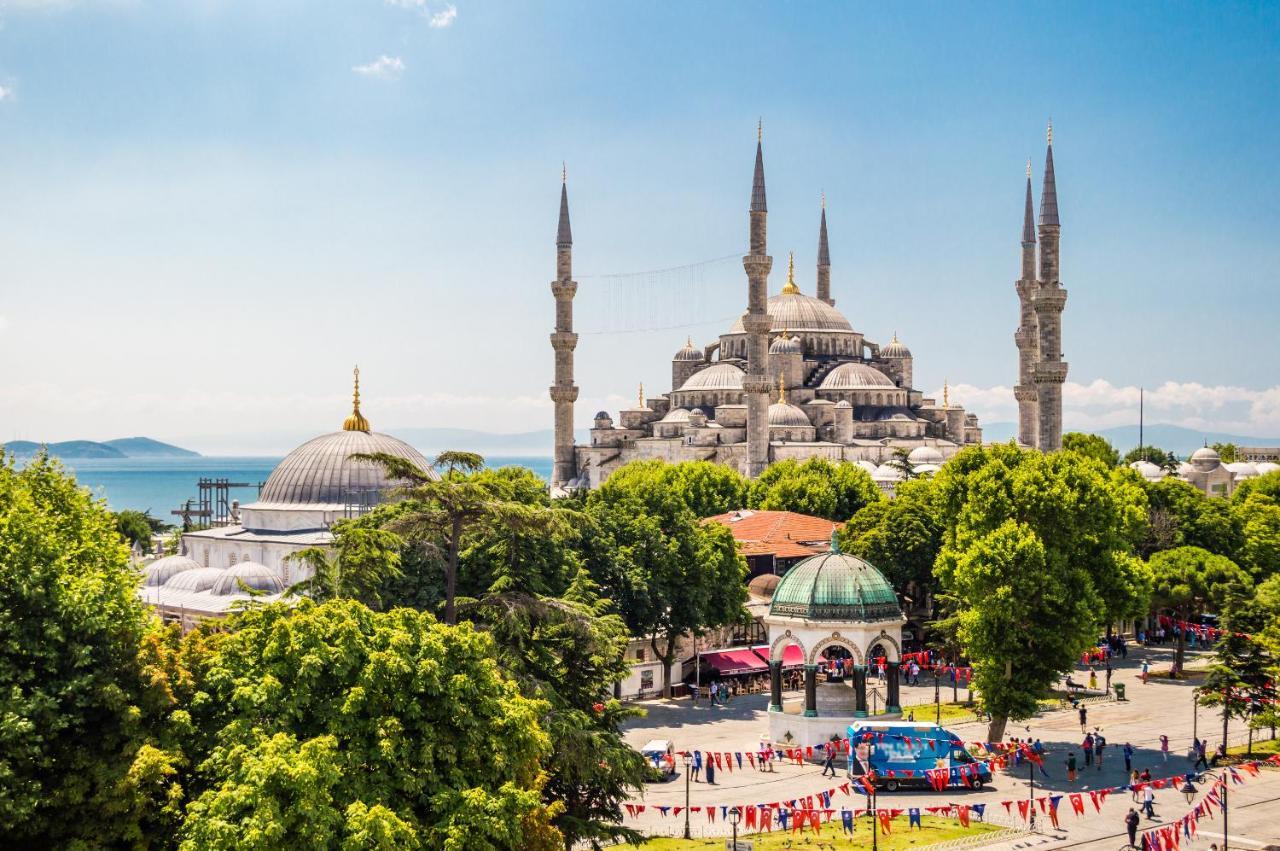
left=1258, top=462, right=1280, bottom=475
left=1190, top=445, right=1220, bottom=470
left=881, top=334, right=911, bottom=358
left=768, top=402, right=811, bottom=427
left=907, top=446, right=943, bottom=466
left=729, top=292, right=854, bottom=334
left=679, top=363, right=745, bottom=392
left=819, top=363, right=897, bottom=390
left=673, top=339, right=702, bottom=361
left=260, top=430, right=435, bottom=505
left=143, top=555, right=202, bottom=587
left=163, top=567, right=226, bottom=592
left=212, top=561, right=284, bottom=596
left=660, top=407, right=692, bottom=423
left=770, top=333, right=802, bottom=355
left=1129, top=460, right=1164, bottom=481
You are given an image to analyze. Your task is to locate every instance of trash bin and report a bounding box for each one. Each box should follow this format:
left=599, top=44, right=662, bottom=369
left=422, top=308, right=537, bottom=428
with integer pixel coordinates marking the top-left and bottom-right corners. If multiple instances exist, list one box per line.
left=1113, top=683, right=1126, bottom=701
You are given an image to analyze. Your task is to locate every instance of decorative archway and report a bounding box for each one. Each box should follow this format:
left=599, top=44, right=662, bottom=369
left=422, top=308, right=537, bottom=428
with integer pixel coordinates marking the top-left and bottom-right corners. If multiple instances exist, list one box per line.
left=807, top=632, right=863, bottom=666
left=866, top=630, right=901, bottom=663
left=769, top=629, right=805, bottom=663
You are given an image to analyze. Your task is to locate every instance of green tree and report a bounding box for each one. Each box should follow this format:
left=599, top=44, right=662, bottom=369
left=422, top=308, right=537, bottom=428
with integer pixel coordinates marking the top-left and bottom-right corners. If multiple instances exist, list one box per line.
left=1198, top=590, right=1274, bottom=754
left=1233, top=491, right=1280, bottom=580
left=840, top=477, right=941, bottom=591
left=115, top=508, right=165, bottom=553
left=1063, top=432, right=1120, bottom=467
left=1139, top=478, right=1244, bottom=559
left=747, top=457, right=881, bottom=521
left=1123, top=445, right=1178, bottom=470
left=177, top=599, right=563, bottom=850
left=0, top=454, right=164, bottom=845
left=1233, top=469, right=1280, bottom=504
left=1212, top=442, right=1239, bottom=463
left=1148, top=546, right=1252, bottom=674
left=932, top=444, right=1150, bottom=740
left=285, top=523, right=404, bottom=608
left=591, top=459, right=747, bottom=518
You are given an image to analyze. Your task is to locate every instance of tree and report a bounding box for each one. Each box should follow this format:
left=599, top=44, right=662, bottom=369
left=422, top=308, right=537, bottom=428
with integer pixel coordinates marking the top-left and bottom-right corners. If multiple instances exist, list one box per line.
left=1232, top=491, right=1280, bottom=580
left=1123, top=445, right=1178, bottom=470
left=931, top=444, right=1150, bottom=740
left=583, top=482, right=747, bottom=697
left=1198, top=590, right=1274, bottom=754
left=115, top=508, right=165, bottom=553
left=0, top=454, right=161, bottom=845
left=1233, top=469, right=1280, bottom=504
left=357, top=451, right=572, bottom=624
left=177, top=599, right=564, bottom=850
left=1063, top=432, right=1120, bottom=467
left=840, top=477, right=941, bottom=591
left=1139, top=478, right=1244, bottom=560
left=1212, top=442, right=1239, bottom=463
left=598, top=460, right=747, bottom=518
left=285, top=523, right=404, bottom=608
left=1148, top=546, right=1252, bottom=674
left=747, top=457, right=881, bottom=521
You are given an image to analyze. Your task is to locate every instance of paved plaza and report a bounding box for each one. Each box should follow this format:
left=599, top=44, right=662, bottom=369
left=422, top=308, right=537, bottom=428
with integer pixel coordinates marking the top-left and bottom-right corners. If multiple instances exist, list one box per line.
left=621, top=644, right=1280, bottom=847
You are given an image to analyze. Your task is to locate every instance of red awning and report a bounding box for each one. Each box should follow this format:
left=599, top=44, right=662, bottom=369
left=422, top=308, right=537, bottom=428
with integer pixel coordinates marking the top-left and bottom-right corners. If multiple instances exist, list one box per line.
left=778, top=643, right=804, bottom=668
left=699, top=647, right=768, bottom=676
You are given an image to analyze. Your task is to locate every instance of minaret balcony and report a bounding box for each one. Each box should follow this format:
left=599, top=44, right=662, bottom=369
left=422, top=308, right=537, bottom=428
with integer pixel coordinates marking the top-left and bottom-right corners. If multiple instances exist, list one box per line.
left=1032, top=362, right=1069, bottom=384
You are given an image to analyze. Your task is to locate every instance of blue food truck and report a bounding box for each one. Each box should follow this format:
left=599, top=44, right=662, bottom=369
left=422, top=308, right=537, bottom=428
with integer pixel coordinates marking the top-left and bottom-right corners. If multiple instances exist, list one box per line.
left=846, top=721, right=992, bottom=792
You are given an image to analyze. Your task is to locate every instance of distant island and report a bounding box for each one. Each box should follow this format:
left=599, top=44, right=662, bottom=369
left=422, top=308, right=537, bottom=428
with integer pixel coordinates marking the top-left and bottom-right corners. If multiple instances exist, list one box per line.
left=3, top=437, right=200, bottom=460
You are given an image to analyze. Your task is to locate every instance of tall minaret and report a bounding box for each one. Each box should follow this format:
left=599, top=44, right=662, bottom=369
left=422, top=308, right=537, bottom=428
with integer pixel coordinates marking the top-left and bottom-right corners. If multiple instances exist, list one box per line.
left=742, top=122, right=774, bottom=478
left=550, top=166, right=579, bottom=487
left=1013, top=160, right=1040, bottom=447
left=1032, top=121, right=1068, bottom=452
left=816, top=194, right=833, bottom=306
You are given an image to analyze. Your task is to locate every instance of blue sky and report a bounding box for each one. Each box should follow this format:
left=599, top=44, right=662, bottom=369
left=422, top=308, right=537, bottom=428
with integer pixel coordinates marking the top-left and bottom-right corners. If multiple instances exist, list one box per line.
left=0, top=1, right=1277, bottom=452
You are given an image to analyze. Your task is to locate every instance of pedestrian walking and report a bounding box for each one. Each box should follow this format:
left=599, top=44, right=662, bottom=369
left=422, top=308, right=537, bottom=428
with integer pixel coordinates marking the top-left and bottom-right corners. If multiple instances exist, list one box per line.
left=1095, top=732, right=1106, bottom=769
left=1159, top=734, right=1169, bottom=763
left=1123, top=742, right=1134, bottom=773
left=1079, top=705, right=1088, bottom=731
left=1089, top=668, right=1098, bottom=690
left=1194, top=739, right=1209, bottom=771
left=705, top=758, right=715, bottom=785
left=1083, top=733, right=1094, bottom=768
left=692, top=750, right=702, bottom=781
left=1141, top=786, right=1156, bottom=819
left=1141, top=660, right=1149, bottom=683
left=1066, top=752, right=1078, bottom=783
left=1125, top=808, right=1141, bottom=847
left=1106, top=662, right=1113, bottom=691
left=822, top=748, right=836, bottom=777
left=1130, top=770, right=1142, bottom=801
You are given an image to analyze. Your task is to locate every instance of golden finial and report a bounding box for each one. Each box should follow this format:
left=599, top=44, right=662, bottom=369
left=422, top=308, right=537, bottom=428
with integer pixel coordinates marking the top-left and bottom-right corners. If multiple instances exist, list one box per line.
left=342, top=366, right=371, bottom=432
left=777, top=372, right=787, bottom=404
left=561, top=161, right=566, bottom=183
left=943, top=380, right=950, bottom=408
left=686, top=335, right=693, bottom=347
left=892, top=331, right=899, bottom=343
left=821, top=191, right=826, bottom=210
left=638, top=382, right=645, bottom=408
left=781, top=251, right=800, bottom=295
left=757, top=118, right=762, bottom=143
left=1047, top=119, right=1053, bottom=146
left=1026, top=158, right=1032, bottom=179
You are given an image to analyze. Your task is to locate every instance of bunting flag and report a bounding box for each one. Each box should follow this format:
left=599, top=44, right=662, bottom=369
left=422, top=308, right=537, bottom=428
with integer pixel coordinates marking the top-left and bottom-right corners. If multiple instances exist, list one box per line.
left=1069, top=793, right=1085, bottom=816
left=957, top=805, right=970, bottom=828
left=1089, top=791, right=1102, bottom=813
left=1016, top=800, right=1030, bottom=821
left=841, top=809, right=854, bottom=833
left=761, top=807, right=772, bottom=832
left=878, top=810, right=892, bottom=835
left=745, top=806, right=756, bottom=830
left=908, top=808, right=922, bottom=829
left=972, top=804, right=985, bottom=819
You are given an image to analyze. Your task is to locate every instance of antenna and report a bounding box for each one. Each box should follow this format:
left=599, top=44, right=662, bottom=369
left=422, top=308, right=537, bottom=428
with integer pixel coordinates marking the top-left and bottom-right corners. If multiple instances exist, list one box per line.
left=1139, top=387, right=1145, bottom=461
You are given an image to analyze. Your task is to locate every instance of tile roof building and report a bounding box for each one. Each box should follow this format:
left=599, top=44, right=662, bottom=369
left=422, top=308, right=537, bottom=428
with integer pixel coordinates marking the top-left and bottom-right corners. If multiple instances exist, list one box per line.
left=703, top=509, right=842, bottom=578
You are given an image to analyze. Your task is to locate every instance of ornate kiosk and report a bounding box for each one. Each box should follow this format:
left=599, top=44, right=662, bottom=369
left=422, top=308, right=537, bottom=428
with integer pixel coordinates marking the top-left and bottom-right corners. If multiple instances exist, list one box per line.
left=764, top=536, right=906, bottom=748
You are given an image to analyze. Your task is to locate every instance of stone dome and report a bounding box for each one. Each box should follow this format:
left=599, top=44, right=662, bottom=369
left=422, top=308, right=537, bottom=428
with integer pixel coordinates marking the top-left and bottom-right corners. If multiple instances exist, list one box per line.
left=912, top=463, right=942, bottom=475
left=1129, top=460, right=1165, bottom=481
left=1190, top=445, right=1221, bottom=471
left=259, top=430, right=435, bottom=506
left=660, top=407, right=692, bottom=423
left=211, top=561, right=285, bottom=596
left=673, top=338, right=702, bottom=361
left=906, top=445, right=943, bottom=466
left=163, top=567, right=226, bottom=592
left=143, top=554, right=202, bottom=587
left=819, top=363, right=897, bottom=390
left=855, top=459, right=878, bottom=473
left=770, top=333, right=802, bottom=355
left=748, top=572, right=782, bottom=601
left=873, top=462, right=905, bottom=481
left=769, top=547, right=901, bottom=622
left=729, top=292, right=854, bottom=334
left=881, top=334, right=911, bottom=358
left=679, top=363, right=745, bottom=392
left=768, top=402, right=811, bottom=428
left=1227, top=461, right=1260, bottom=480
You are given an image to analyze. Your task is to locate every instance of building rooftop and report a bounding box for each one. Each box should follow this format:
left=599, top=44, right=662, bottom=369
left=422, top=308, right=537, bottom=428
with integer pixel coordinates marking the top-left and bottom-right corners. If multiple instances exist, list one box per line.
left=703, top=509, right=843, bottom=560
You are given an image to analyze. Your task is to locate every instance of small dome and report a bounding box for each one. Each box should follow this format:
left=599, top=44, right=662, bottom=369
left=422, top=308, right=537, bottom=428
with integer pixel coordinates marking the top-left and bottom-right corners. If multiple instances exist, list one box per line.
left=913, top=463, right=942, bottom=475
left=211, top=561, right=285, bottom=596
left=768, top=402, right=811, bottom=428
left=1177, top=461, right=1196, bottom=475
left=673, top=338, right=703, bottom=362
left=163, top=567, right=226, bottom=592
left=679, top=363, right=745, bottom=392
left=873, top=462, right=905, bottom=481
left=259, top=430, right=435, bottom=505
left=881, top=334, right=911, bottom=358
left=835, top=400, right=852, bottom=409
left=1227, top=461, right=1260, bottom=480
left=769, top=548, right=901, bottom=622
left=770, top=333, right=802, bottom=355
left=1257, top=462, right=1280, bottom=475
left=594, top=410, right=612, bottom=420
left=142, top=555, right=202, bottom=587
left=660, top=407, right=692, bottom=423
left=1190, top=445, right=1221, bottom=470
left=819, top=363, right=897, bottom=390
left=906, top=445, right=944, bottom=466
left=855, top=459, right=878, bottom=473
left=1129, top=460, right=1165, bottom=481
left=748, top=572, right=782, bottom=601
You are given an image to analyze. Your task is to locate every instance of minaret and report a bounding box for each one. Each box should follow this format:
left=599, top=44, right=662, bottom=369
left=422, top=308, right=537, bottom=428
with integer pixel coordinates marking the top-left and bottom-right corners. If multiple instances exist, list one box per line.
left=1032, top=121, right=1068, bottom=452
left=816, top=194, right=833, bottom=306
left=1013, top=159, right=1040, bottom=448
left=550, top=166, right=579, bottom=487
left=742, top=121, right=774, bottom=478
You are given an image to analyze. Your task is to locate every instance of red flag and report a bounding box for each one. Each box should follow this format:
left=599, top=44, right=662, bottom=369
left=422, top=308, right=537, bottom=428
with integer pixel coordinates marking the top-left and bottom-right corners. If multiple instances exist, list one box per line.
left=724, top=752, right=733, bottom=772
left=1069, top=793, right=1085, bottom=816
left=673, top=807, right=682, bottom=818
left=878, top=811, right=892, bottom=835
left=1017, top=800, right=1030, bottom=821
left=958, top=805, right=970, bottom=827
left=1002, top=801, right=1012, bottom=815
left=1089, top=791, right=1101, bottom=812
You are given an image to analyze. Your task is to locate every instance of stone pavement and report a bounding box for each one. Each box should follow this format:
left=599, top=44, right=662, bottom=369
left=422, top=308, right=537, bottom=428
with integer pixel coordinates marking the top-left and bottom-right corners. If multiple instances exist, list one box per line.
left=620, top=643, right=1280, bottom=846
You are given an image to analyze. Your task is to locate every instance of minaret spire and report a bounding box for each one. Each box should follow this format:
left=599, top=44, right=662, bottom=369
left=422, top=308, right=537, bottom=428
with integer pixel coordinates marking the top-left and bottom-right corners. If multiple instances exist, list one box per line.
left=751, top=120, right=767, bottom=214
left=816, top=195, right=833, bottom=306
left=550, top=168, right=580, bottom=488
left=1039, top=120, right=1059, bottom=228
left=557, top=165, right=573, bottom=247
left=1032, top=119, right=1068, bottom=452
left=1014, top=159, right=1041, bottom=448
left=742, top=122, right=774, bottom=478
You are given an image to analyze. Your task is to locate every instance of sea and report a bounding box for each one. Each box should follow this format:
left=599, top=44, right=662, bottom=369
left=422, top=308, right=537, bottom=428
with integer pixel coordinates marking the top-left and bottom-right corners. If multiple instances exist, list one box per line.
left=55, top=456, right=554, bottom=516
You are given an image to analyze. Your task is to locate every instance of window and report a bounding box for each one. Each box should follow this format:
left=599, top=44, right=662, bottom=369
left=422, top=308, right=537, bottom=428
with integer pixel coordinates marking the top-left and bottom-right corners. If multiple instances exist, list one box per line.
left=636, top=648, right=646, bottom=662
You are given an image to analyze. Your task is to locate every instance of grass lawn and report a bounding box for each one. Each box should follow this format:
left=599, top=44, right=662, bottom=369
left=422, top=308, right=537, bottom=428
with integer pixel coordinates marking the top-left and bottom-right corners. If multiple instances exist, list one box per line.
left=639, top=815, right=1006, bottom=849
left=1225, top=736, right=1280, bottom=760
left=897, top=701, right=983, bottom=724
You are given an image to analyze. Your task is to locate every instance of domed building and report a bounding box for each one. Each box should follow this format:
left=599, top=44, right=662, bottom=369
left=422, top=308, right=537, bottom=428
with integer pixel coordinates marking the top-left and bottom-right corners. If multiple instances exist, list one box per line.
left=1178, top=444, right=1238, bottom=497
left=762, top=535, right=905, bottom=747
left=141, top=370, right=432, bottom=628
left=549, top=135, right=985, bottom=492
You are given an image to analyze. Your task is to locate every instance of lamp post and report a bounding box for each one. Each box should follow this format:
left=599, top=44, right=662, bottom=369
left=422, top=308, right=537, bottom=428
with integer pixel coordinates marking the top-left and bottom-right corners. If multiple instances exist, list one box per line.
left=934, top=661, right=941, bottom=724
left=1201, top=770, right=1229, bottom=851
left=681, top=753, right=692, bottom=840
left=728, top=806, right=742, bottom=850
left=1028, top=757, right=1036, bottom=832
left=865, top=773, right=879, bottom=851
left=1192, top=686, right=1199, bottom=743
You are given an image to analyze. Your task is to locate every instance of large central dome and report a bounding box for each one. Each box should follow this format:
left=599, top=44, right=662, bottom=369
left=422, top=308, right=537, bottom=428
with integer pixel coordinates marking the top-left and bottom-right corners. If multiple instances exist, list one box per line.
left=260, top=430, right=435, bottom=505
left=729, top=291, right=853, bottom=334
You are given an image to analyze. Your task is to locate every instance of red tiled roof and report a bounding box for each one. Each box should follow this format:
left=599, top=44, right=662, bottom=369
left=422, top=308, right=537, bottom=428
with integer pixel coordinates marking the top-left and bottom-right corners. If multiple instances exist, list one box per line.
left=703, top=510, right=843, bottom=559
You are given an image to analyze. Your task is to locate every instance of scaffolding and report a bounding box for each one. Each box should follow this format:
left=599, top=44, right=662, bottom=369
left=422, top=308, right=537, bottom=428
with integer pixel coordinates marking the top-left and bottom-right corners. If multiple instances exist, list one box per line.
left=171, top=477, right=264, bottom=529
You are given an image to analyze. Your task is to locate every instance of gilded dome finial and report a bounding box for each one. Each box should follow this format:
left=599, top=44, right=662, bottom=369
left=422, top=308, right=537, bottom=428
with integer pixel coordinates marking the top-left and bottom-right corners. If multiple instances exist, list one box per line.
left=1047, top=118, right=1053, bottom=146
left=1026, top=158, right=1032, bottom=179
left=781, top=251, right=800, bottom=295
left=777, top=372, right=787, bottom=404
left=943, top=380, right=950, bottom=408
left=638, top=382, right=645, bottom=409
left=343, top=366, right=371, bottom=432
left=757, top=117, right=762, bottom=143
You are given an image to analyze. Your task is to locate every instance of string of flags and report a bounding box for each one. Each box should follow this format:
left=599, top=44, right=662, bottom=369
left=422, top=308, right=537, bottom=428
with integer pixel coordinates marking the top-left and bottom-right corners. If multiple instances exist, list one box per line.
left=628, top=754, right=1280, bottom=839
left=676, top=730, right=1020, bottom=768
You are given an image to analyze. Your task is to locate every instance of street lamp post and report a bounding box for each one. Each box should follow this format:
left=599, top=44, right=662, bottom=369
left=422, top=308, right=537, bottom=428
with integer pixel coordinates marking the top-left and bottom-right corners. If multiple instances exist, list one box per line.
left=1028, top=758, right=1036, bottom=832
left=934, top=662, right=941, bottom=724
left=681, top=753, right=692, bottom=840
left=865, top=775, right=879, bottom=851
left=1192, top=687, right=1199, bottom=743
left=728, top=806, right=742, bottom=850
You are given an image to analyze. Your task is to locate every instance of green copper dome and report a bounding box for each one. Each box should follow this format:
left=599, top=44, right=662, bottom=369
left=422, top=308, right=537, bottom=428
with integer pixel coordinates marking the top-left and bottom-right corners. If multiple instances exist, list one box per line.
left=768, top=545, right=902, bottom=622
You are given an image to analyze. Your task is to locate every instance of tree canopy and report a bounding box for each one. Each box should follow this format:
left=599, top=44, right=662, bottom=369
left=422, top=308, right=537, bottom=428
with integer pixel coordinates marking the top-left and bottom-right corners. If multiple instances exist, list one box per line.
left=1148, top=545, right=1252, bottom=674
left=1063, top=432, right=1120, bottom=467
left=746, top=457, right=881, bottom=521
left=1123, top=445, right=1178, bottom=469
left=839, top=477, right=941, bottom=592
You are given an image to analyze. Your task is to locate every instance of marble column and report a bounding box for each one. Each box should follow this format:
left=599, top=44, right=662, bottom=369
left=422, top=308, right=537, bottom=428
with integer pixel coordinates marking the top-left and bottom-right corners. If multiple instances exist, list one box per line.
left=886, top=662, right=901, bottom=713
left=853, top=665, right=868, bottom=717
left=803, top=665, right=818, bottom=717
left=769, top=661, right=783, bottom=712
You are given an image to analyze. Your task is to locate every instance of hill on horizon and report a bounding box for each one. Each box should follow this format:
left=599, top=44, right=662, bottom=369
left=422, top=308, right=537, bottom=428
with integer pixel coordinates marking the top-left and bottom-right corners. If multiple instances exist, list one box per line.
left=3, top=437, right=200, bottom=460
left=981, top=422, right=1280, bottom=456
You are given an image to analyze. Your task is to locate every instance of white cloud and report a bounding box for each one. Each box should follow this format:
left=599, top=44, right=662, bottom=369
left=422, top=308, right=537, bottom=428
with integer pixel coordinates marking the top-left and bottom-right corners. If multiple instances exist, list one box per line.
left=0, top=85, right=11, bottom=101
left=428, top=3, right=456, bottom=27
left=352, top=55, right=405, bottom=80
left=933, top=379, right=1280, bottom=437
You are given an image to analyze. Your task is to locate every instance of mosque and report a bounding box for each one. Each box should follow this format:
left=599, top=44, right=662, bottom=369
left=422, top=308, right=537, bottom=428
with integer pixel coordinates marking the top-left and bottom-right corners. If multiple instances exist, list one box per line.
left=549, top=127, right=1069, bottom=491
left=138, top=370, right=434, bottom=628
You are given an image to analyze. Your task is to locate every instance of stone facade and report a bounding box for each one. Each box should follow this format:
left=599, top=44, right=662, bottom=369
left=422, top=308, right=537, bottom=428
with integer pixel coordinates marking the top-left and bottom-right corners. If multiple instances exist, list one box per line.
left=551, top=132, right=986, bottom=491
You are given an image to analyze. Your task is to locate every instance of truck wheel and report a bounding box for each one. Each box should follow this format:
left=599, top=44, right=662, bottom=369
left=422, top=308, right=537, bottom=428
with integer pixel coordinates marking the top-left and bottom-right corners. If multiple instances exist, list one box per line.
left=971, top=777, right=984, bottom=789
left=885, top=779, right=900, bottom=792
